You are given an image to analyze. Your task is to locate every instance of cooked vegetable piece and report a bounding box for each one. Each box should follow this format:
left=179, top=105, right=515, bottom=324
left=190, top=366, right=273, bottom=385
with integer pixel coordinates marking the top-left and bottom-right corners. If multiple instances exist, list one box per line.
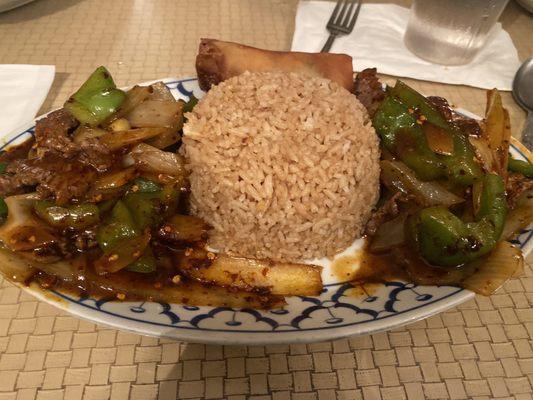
left=34, top=201, right=100, bottom=229
left=0, top=247, right=38, bottom=282
left=469, top=136, right=495, bottom=173
left=373, top=81, right=483, bottom=185
left=0, top=246, right=283, bottom=308
left=125, top=247, right=157, bottom=273
left=380, top=160, right=464, bottom=207
left=133, top=177, right=161, bottom=193
left=460, top=241, right=524, bottom=295
left=508, top=158, right=533, bottom=178
left=99, top=127, right=171, bottom=150
left=126, top=100, right=183, bottom=129
left=182, top=95, right=199, bottom=114
left=64, top=66, right=126, bottom=126
left=0, top=198, right=7, bottom=217
left=178, top=254, right=323, bottom=296
left=0, top=194, right=57, bottom=251
left=485, top=89, right=511, bottom=177
left=149, top=82, right=175, bottom=102
left=502, top=193, right=533, bottom=239
left=407, top=173, right=507, bottom=267
left=373, top=96, right=445, bottom=180
left=145, top=130, right=181, bottom=149
left=97, top=198, right=118, bottom=214
left=94, top=230, right=150, bottom=274
left=0, top=163, right=6, bottom=173
left=96, top=200, right=138, bottom=251
left=92, top=167, right=138, bottom=191
left=369, top=213, right=407, bottom=253
left=107, top=85, right=152, bottom=122
left=130, top=143, right=186, bottom=177
left=157, top=214, right=209, bottom=243
left=121, top=178, right=179, bottom=230
left=423, top=123, right=454, bottom=155
left=108, top=118, right=131, bottom=132
left=88, top=268, right=284, bottom=308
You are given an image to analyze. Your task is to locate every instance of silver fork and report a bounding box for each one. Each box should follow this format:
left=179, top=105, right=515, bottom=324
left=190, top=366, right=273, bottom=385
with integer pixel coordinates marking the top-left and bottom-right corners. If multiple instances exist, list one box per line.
left=321, top=0, right=362, bottom=53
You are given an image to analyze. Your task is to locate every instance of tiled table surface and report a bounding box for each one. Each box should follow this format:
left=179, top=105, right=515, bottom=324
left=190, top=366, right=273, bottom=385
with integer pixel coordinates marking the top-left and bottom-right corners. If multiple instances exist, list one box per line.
left=0, top=1, right=532, bottom=399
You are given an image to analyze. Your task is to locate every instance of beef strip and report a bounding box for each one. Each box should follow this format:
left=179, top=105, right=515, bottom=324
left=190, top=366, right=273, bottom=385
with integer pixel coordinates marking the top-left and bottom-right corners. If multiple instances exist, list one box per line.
left=0, top=109, right=112, bottom=203
left=506, top=172, right=533, bottom=209
left=427, top=95, right=483, bottom=137
left=0, top=153, right=96, bottom=204
left=427, top=96, right=453, bottom=120
left=34, top=109, right=79, bottom=157
left=34, top=109, right=113, bottom=171
left=353, top=68, right=385, bottom=117
left=365, top=192, right=407, bottom=236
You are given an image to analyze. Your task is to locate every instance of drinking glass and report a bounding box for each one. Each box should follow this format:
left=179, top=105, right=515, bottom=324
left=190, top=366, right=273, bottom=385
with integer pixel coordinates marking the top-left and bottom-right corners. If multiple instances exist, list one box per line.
left=403, top=0, right=509, bottom=66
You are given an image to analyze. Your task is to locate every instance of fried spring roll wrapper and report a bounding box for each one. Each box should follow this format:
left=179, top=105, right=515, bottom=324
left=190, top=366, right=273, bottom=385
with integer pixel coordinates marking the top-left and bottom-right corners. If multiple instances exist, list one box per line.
left=196, top=39, right=354, bottom=92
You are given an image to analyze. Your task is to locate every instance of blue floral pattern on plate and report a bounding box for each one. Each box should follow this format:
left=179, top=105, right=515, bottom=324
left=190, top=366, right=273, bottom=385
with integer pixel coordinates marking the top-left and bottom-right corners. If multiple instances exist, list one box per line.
left=2, top=78, right=531, bottom=344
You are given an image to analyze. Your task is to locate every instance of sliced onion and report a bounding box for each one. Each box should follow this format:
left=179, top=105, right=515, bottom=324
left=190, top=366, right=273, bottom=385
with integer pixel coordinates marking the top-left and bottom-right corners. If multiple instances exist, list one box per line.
left=108, top=85, right=152, bottom=122
left=149, top=82, right=176, bottom=102
left=0, top=247, right=37, bottom=283
left=483, top=89, right=511, bottom=177
left=502, top=195, right=533, bottom=240
left=145, top=130, right=181, bottom=149
left=460, top=241, right=524, bottom=296
left=369, top=213, right=406, bottom=253
left=130, top=143, right=186, bottom=177
left=469, top=136, right=496, bottom=173
left=381, top=160, right=464, bottom=207
left=0, top=194, right=57, bottom=252
left=92, top=166, right=137, bottom=191
left=99, top=127, right=170, bottom=150
left=126, top=100, right=183, bottom=129
left=471, top=180, right=483, bottom=216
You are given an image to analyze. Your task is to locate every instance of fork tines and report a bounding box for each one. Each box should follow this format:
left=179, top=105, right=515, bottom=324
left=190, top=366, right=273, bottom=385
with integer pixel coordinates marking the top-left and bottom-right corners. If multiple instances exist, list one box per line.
left=327, top=0, right=361, bottom=33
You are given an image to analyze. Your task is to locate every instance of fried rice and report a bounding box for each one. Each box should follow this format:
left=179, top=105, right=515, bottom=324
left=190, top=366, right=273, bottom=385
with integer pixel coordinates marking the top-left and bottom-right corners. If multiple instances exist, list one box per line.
left=181, top=71, right=380, bottom=261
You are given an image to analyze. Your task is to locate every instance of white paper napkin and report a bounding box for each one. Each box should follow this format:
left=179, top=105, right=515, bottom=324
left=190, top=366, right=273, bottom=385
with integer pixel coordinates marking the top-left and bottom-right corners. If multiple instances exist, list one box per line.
left=292, top=2, right=521, bottom=90
left=0, top=64, right=55, bottom=136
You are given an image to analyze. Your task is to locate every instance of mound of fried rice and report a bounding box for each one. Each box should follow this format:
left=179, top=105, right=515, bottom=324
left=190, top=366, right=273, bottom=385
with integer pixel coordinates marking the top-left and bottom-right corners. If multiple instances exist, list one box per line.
left=181, top=71, right=380, bottom=261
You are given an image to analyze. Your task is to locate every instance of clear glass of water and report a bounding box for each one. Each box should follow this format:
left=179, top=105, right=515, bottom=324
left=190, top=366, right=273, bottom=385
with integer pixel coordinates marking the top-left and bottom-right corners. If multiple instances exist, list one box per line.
left=403, top=0, right=509, bottom=66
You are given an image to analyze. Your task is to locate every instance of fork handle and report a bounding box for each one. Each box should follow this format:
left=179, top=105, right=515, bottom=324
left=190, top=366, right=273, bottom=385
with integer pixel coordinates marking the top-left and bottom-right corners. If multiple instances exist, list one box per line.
left=321, top=33, right=338, bottom=53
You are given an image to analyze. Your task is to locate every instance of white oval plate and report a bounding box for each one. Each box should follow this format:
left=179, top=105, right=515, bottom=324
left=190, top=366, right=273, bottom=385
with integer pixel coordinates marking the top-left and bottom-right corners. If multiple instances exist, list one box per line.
left=2, top=77, right=531, bottom=345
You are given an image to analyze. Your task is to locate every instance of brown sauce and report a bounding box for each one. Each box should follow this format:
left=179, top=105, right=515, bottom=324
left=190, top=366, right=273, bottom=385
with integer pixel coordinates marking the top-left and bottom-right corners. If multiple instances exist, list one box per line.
left=332, top=243, right=460, bottom=295
left=0, top=137, right=34, bottom=163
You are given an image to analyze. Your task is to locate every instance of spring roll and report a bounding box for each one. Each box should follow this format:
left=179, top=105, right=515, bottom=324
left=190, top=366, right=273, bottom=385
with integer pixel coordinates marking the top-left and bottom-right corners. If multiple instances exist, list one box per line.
left=196, top=38, right=354, bottom=92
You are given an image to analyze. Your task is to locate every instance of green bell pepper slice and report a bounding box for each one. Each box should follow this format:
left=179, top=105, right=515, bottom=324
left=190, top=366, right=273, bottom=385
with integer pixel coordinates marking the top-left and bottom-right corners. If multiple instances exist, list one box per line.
left=64, top=66, right=126, bottom=126
left=134, top=177, right=161, bottom=193
left=408, top=173, right=507, bottom=267
left=123, top=178, right=179, bottom=230
left=96, top=200, right=138, bottom=251
left=373, top=81, right=483, bottom=185
left=126, top=247, right=157, bottom=273
left=34, top=201, right=100, bottom=229
left=373, top=96, right=446, bottom=181
left=508, top=158, right=533, bottom=178
left=182, top=95, right=199, bottom=114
